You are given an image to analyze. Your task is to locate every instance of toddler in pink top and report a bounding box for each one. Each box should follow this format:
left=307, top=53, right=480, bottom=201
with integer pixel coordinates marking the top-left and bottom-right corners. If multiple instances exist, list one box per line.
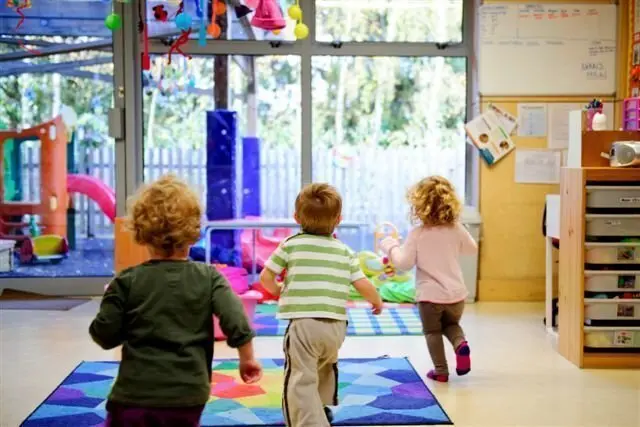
left=380, top=176, right=477, bottom=382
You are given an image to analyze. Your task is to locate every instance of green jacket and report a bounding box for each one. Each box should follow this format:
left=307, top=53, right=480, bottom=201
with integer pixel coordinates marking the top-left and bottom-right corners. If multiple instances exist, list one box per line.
left=89, top=260, right=255, bottom=407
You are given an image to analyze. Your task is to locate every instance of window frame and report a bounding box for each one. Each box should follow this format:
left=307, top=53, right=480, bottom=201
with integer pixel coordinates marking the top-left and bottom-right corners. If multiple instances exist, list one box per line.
left=120, top=0, right=478, bottom=206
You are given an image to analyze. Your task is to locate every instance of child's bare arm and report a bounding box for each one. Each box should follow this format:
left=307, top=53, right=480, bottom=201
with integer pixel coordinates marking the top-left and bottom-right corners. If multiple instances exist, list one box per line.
left=352, top=278, right=383, bottom=313
left=259, top=268, right=281, bottom=297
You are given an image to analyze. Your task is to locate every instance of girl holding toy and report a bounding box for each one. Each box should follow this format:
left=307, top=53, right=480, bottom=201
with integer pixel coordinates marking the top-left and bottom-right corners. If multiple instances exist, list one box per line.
left=380, top=176, right=477, bottom=383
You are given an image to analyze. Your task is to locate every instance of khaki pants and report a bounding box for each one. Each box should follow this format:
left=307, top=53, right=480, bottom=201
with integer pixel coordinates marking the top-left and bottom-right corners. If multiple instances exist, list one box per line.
left=418, top=301, right=466, bottom=376
left=283, top=318, right=347, bottom=427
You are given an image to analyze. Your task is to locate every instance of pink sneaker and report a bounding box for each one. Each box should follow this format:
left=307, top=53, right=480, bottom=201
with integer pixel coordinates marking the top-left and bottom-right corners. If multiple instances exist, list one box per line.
left=427, top=370, right=449, bottom=383
left=455, top=341, right=471, bottom=376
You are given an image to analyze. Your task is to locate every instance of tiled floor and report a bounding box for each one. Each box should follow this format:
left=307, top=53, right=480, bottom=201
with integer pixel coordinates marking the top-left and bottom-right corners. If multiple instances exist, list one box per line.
left=1, top=301, right=639, bottom=427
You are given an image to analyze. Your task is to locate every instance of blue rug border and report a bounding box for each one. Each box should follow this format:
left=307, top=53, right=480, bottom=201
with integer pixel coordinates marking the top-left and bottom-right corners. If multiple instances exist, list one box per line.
left=253, top=307, right=424, bottom=337
left=20, top=357, right=453, bottom=426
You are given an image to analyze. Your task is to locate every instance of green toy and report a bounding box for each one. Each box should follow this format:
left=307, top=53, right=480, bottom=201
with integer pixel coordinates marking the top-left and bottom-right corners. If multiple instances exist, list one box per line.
left=27, top=215, right=40, bottom=237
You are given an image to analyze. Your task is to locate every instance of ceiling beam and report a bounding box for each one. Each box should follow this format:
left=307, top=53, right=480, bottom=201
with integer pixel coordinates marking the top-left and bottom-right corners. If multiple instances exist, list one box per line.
left=0, top=57, right=113, bottom=77
left=0, top=39, right=112, bottom=63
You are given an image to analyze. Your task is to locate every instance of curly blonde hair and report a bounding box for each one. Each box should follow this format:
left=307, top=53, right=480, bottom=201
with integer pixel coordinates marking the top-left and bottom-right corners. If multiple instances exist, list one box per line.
left=126, top=174, right=202, bottom=257
left=295, top=183, right=342, bottom=235
left=407, top=176, right=461, bottom=227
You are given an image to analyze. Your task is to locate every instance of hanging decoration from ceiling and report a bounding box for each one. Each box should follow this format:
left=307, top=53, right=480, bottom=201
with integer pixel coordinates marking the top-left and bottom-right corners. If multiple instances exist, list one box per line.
left=168, top=1, right=193, bottom=64
left=251, top=0, right=286, bottom=31
left=207, top=0, right=226, bottom=38
left=197, top=0, right=207, bottom=46
left=138, top=0, right=150, bottom=70
left=7, top=0, right=42, bottom=53
left=288, top=0, right=307, bottom=39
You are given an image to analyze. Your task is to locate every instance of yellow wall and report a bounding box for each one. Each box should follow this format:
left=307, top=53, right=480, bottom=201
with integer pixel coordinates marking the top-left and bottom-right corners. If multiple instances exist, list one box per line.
left=477, top=0, right=631, bottom=301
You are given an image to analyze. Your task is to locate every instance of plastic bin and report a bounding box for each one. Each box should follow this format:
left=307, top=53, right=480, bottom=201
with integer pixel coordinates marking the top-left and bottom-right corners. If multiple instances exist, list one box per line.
left=585, top=215, right=640, bottom=237
left=584, top=299, right=640, bottom=321
left=623, top=97, right=640, bottom=131
left=0, top=239, right=16, bottom=272
left=585, top=243, right=640, bottom=264
left=585, top=186, right=640, bottom=209
left=584, top=327, right=640, bottom=348
left=585, top=272, right=640, bottom=291
left=460, top=206, right=482, bottom=303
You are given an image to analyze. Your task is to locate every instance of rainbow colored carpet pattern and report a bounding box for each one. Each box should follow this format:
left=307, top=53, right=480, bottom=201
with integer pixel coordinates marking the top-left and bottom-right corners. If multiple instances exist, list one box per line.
left=253, top=304, right=424, bottom=337
left=22, top=358, right=452, bottom=426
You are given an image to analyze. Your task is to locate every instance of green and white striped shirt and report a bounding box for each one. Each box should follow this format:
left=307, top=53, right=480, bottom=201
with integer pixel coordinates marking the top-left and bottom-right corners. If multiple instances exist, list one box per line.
left=265, top=234, right=365, bottom=321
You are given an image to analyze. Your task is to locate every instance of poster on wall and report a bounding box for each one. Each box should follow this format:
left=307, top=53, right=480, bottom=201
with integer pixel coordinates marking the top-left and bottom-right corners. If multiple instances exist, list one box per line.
left=465, top=110, right=515, bottom=166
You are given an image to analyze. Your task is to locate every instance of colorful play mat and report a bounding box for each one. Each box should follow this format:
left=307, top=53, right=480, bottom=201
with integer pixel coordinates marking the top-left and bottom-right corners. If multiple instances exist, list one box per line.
left=253, top=303, right=423, bottom=337
left=21, top=358, right=452, bottom=426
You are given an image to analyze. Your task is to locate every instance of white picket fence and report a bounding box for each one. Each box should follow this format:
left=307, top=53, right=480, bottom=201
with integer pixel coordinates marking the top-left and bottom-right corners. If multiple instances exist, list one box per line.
left=19, top=144, right=465, bottom=238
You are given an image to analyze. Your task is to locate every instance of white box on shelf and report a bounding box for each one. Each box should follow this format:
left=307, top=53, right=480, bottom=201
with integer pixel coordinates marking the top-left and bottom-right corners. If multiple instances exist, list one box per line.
left=585, top=243, right=640, bottom=264
left=584, top=327, right=640, bottom=348
left=584, top=299, right=640, bottom=321
left=585, top=272, right=640, bottom=292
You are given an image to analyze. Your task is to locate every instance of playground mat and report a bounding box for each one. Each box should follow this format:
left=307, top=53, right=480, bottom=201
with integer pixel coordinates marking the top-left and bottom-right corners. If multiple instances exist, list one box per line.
left=21, top=358, right=452, bottom=426
left=254, top=303, right=423, bottom=337
left=0, top=289, right=90, bottom=311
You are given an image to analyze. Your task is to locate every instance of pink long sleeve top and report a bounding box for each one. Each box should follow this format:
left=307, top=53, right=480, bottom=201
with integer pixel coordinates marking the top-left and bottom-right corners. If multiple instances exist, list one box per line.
left=380, top=223, right=478, bottom=304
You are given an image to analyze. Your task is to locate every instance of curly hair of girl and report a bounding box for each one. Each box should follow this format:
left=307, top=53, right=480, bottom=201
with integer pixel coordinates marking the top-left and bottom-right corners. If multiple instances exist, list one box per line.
left=407, top=176, right=461, bottom=227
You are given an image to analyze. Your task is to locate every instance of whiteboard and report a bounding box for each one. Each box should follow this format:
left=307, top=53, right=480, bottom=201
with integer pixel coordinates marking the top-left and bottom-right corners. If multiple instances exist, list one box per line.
left=479, top=4, right=617, bottom=96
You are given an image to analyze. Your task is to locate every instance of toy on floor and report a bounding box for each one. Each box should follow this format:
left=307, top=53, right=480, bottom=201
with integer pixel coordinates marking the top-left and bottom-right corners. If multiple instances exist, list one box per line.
left=212, top=264, right=262, bottom=340
left=19, top=234, right=69, bottom=264
left=240, top=222, right=291, bottom=271
left=348, top=222, right=416, bottom=303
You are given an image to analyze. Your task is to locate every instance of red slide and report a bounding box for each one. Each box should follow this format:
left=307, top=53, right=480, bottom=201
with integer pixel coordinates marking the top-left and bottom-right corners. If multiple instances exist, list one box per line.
left=67, top=174, right=116, bottom=223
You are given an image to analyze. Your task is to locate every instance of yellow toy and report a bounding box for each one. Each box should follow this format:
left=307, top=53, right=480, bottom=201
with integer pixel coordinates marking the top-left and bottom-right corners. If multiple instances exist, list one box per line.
left=374, top=222, right=400, bottom=280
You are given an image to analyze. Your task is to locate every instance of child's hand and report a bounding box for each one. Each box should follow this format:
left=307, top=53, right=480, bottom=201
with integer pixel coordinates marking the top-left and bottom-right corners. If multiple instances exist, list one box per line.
left=379, top=237, right=400, bottom=254
left=239, top=358, right=263, bottom=384
left=372, top=300, right=384, bottom=315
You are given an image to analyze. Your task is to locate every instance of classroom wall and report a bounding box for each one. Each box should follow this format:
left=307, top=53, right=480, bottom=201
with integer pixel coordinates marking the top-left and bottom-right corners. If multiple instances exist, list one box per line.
left=477, top=0, right=630, bottom=301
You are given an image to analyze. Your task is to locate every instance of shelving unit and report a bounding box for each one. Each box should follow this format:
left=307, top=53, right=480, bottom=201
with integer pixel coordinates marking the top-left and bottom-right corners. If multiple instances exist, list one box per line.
left=558, top=166, right=640, bottom=369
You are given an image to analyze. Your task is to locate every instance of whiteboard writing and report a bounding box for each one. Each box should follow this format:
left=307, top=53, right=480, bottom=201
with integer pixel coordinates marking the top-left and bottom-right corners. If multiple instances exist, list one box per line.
left=479, top=4, right=617, bottom=95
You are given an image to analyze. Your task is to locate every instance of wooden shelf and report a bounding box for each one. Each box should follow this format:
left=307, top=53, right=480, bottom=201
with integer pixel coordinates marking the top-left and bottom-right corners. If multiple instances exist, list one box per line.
left=583, top=353, right=640, bottom=369
left=558, top=164, right=640, bottom=369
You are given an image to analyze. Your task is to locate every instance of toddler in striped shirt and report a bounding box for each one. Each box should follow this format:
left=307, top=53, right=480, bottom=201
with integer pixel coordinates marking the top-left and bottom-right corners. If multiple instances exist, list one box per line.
left=260, top=183, right=383, bottom=427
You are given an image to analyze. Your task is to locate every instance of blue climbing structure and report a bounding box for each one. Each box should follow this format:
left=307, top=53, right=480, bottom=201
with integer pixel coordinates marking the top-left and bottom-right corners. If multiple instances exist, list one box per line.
left=201, top=111, right=261, bottom=265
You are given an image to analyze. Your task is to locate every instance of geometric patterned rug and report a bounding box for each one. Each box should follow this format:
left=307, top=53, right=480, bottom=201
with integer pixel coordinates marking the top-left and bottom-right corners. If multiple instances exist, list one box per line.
left=254, top=304, right=424, bottom=337
left=21, top=357, right=452, bottom=426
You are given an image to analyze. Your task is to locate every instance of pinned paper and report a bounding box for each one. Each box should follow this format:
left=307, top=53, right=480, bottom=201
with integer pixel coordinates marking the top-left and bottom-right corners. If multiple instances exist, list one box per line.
left=465, top=110, right=515, bottom=166
left=517, top=103, right=547, bottom=137
left=514, top=149, right=561, bottom=184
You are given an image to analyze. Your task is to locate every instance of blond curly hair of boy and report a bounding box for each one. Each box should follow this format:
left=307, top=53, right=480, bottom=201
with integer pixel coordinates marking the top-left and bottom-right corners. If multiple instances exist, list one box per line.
left=126, top=174, right=202, bottom=257
left=407, top=176, right=461, bottom=227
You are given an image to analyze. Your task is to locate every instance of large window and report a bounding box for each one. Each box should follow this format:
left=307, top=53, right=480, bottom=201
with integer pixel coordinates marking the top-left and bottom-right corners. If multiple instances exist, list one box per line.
left=0, top=29, right=116, bottom=279
left=312, top=56, right=467, bottom=240
left=137, top=0, right=473, bottom=258
left=142, top=54, right=301, bottom=267
left=316, top=0, right=464, bottom=43
left=1, top=0, right=472, bottom=281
